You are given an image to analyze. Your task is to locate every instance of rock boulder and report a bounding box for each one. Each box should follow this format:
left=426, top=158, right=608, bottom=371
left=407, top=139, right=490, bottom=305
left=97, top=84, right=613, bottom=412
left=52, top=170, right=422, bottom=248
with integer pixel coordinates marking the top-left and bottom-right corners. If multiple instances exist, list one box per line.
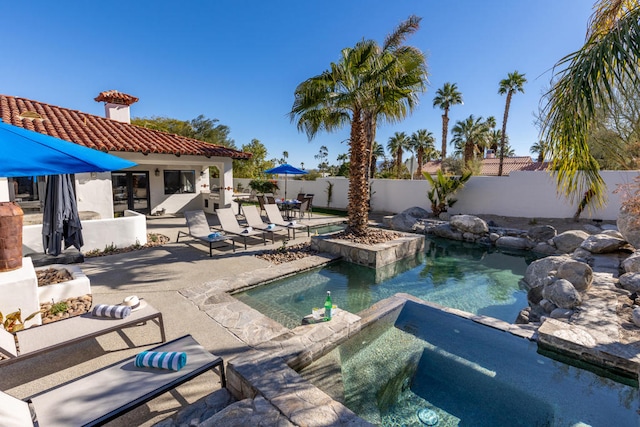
left=580, top=234, right=627, bottom=254
left=552, top=230, right=590, bottom=253
left=542, top=279, right=582, bottom=309
left=450, top=215, right=488, bottom=235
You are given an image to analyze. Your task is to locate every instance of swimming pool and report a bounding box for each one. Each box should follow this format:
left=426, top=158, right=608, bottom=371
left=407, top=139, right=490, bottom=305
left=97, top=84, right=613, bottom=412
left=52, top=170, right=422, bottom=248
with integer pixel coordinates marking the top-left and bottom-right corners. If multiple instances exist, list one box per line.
left=235, top=236, right=543, bottom=329
left=299, top=300, right=639, bottom=426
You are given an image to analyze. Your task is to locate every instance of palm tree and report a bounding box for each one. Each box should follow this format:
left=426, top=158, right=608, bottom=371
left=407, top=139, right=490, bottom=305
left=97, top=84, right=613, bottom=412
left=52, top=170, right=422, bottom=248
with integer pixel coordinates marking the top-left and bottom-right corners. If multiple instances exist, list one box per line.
left=451, top=115, right=490, bottom=168
left=369, top=141, right=385, bottom=179
left=530, top=140, right=547, bottom=162
left=541, top=1, right=640, bottom=204
left=387, top=132, right=411, bottom=178
left=433, top=82, right=463, bottom=160
left=410, top=129, right=436, bottom=178
left=498, top=71, right=527, bottom=176
left=290, top=18, right=428, bottom=235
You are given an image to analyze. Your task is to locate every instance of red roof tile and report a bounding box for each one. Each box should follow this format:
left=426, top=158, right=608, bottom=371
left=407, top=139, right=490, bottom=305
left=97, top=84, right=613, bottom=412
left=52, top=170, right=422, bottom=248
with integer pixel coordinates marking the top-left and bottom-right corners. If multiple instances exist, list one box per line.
left=94, top=90, right=139, bottom=106
left=422, top=157, right=546, bottom=176
left=0, top=94, right=251, bottom=159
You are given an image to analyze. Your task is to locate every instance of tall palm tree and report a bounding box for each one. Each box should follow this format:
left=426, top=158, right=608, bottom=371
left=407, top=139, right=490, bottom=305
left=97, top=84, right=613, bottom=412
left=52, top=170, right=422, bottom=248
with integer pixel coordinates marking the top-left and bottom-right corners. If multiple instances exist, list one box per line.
left=451, top=115, right=490, bottom=168
left=369, top=141, right=385, bottom=179
left=498, top=71, right=527, bottom=176
left=542, top=1, right=640, bottom=204
left=433, top=82, right=463, bottom=160
left=387, top=132, right=411, bottom=178
left=290, top=18, right=428, bottom=235
left=410, top=129, right=436, bottom=178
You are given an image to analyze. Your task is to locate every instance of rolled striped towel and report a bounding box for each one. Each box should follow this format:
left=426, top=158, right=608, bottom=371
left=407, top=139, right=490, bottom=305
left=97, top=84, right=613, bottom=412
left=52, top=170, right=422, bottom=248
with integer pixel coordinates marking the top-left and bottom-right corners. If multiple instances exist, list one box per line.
left=135, top=351, right=187, bottom=371
left=242, top=226, right=253, bottom=233
left=266, top=224, right=276, bottom=230
left=91, top=304, right=131, bottom=319
left=208, top=232, right=221, bottom=239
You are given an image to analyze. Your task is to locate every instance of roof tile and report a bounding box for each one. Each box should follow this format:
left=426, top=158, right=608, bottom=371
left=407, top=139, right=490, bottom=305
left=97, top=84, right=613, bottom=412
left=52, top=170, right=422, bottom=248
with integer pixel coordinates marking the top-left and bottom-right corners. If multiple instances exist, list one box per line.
left=0, top=94, right=251, bottom=159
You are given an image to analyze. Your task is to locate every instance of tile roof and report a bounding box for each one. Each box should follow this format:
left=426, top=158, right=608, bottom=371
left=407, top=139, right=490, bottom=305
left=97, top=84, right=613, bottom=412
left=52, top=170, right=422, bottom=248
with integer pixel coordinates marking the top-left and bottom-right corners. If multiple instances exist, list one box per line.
left=0, top=94, right=251, bottom=159
left=422, top=157, right=548, bottom=176
left=94, top=90, right=139, bottom=106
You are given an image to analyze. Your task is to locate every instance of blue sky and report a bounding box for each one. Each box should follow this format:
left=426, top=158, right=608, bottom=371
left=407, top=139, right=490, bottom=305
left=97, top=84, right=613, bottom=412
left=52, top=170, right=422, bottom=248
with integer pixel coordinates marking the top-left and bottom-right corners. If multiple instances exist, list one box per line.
left=1, top=1, right=594, bottom=170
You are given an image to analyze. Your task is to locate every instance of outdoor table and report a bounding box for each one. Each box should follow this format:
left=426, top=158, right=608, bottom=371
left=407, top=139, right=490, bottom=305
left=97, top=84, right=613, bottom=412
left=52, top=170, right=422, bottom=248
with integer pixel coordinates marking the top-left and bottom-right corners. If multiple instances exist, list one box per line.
left=275, top=199, right=301, bottom=220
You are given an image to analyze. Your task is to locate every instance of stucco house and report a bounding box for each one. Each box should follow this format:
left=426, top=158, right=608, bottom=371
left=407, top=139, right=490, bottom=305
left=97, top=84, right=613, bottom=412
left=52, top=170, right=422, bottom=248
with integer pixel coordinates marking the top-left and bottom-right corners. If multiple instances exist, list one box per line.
left=0, top=90, right=250, bottom=222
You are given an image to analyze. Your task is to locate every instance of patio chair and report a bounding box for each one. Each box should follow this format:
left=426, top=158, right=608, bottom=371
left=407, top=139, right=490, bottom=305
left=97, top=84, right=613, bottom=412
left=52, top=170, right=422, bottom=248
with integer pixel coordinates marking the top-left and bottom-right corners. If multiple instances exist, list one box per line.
left=257, top=194, right=267, bottom=214
left=0, top=334, right=225, bottom=427
left=216, top=207, right=268, bottom=249
left=264, top=204, right=310, bottom=239
left=177, top=210, right=235, bottom=256
left=0, top=301, right=166, bottom=366
left=291, top=197, right=312, bottom=220
left=242, top=205, right=288, bottom=242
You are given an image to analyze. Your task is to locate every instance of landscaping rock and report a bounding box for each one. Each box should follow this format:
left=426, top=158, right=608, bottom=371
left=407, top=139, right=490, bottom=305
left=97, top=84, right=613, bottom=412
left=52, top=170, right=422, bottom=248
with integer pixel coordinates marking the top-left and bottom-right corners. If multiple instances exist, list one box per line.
left=539, top=298, right=557, bottom=313
left=542, top=279, right=582, bottom=309
left=618, top=272, right=640, bottom=293
left=602, top=229, right=625, bottom=239
left=550, top=308, right=574, bottom=319
left=450, top=215, right=488, bottom=234
left=387, top=207, right=430, bottom=232
left=527, top=285, right=545, bottom=306
left=532, top=243, right=557, bottom=255
left=553, top=230, right=590, bottom=253
left=582, top=224, right=602, bottom=234
left=580, top=234, right=627, bottom=254
left=633, top=307, right=640, bottom=328
left=523, top=255, right=570, bottom=289
left=556, top=260, right=593, bottom=292
left=617, top=208, right=640, bottom=249
left=527, top=225, right=557, bottom=242
left=495, top=236, right=533, bottom=250
left=431, top=223, right=463, bottom=241
left=622, top=252, right=640, bottom=273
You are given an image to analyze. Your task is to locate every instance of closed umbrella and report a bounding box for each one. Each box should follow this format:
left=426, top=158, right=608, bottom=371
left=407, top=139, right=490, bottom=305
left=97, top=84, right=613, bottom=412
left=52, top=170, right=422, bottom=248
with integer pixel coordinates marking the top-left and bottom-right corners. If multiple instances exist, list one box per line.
left=264, top=163, right=308, bottom=199
left=42, top=174, right=83, bottom=256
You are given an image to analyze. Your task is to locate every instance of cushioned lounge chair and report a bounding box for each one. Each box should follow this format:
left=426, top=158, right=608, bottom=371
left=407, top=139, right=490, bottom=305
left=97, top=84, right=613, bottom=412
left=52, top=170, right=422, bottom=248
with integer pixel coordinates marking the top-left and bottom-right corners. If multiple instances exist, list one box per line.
left=177, top=210, right=235, bottom=256
left=215, top=207, right=268, bottom=249
left=0, top=302, right=166, bottom=366
left=0, top=334, right=225, bottom=427
left=264, top=204, right=310, bottom=239
left=242, top=205, right=288, bottom=242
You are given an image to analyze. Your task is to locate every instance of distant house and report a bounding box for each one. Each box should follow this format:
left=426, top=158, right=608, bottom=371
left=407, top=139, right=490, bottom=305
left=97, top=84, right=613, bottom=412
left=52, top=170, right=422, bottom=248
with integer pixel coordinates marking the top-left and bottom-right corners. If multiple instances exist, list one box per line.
left=0, top=91, right=250, bottom=220
left=422, top=153, right=548, bottom=176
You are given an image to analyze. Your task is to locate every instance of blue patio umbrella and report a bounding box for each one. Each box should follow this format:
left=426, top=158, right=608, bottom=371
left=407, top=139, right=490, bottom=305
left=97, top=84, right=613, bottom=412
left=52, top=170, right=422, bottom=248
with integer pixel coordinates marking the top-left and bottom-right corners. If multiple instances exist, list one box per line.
left=264, top=163, right=308, bottom=199
left=0, top=119, right=136, bottom=177
left=0, top=119, right=136, bottom=255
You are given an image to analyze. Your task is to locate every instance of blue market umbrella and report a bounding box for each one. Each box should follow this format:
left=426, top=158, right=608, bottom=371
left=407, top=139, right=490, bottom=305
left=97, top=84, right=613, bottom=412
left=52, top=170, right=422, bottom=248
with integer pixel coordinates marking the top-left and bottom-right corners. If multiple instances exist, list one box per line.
left=0, top=119, right=136, bottom=177
left=0, top=119, right=136, bottom=255
left=264, top=163, right=308, bottom=199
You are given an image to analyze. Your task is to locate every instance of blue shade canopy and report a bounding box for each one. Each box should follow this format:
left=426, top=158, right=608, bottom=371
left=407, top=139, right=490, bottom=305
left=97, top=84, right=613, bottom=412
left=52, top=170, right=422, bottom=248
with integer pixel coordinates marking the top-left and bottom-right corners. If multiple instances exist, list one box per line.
left=264, top=163, right=308, bottom=175
left=0, top=120, right=136, bottom=177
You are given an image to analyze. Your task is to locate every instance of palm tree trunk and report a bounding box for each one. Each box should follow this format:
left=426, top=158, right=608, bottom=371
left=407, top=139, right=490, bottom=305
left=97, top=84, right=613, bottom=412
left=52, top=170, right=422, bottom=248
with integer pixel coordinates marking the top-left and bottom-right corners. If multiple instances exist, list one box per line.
left=397, top=149, right=403, bottom=178
left=364, top=112, right=377, bottom=181
left=498, top=93, right=512, bottom=176
left=464, top=142, right=474, bottom=167
left=347, top=112, right=369, bottom=235
left=441, top=111, right=449, bottom=160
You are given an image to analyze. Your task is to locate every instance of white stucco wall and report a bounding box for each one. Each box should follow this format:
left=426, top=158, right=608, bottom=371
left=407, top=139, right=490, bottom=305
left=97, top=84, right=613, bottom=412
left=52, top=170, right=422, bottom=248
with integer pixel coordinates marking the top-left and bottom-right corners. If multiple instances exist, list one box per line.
left=75, top=172, right=115, bottom=219
left=22, top=210, right=147, bottom=254
left=236, top=170, right=640, bottom=220
left=0, top=178, right=9, bottom=202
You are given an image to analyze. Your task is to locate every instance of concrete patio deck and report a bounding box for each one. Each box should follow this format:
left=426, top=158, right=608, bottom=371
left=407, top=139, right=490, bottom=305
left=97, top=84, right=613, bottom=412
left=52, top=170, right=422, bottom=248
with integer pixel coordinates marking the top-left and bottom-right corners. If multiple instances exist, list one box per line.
left=0, top=211, right=348, bottom=426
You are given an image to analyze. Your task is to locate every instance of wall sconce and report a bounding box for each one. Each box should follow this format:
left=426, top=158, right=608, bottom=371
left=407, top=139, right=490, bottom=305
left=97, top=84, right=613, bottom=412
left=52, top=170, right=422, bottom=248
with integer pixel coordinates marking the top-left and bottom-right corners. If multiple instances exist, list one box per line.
left=200, top=170, right=206, bottom=177
left=155, top=168, right=160, bottom=177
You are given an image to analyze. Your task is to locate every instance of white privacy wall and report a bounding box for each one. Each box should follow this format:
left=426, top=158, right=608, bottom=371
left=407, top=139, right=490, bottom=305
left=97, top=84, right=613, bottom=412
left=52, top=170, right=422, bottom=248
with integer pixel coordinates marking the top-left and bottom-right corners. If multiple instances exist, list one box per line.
left=236, top=170, right=639, bottom=220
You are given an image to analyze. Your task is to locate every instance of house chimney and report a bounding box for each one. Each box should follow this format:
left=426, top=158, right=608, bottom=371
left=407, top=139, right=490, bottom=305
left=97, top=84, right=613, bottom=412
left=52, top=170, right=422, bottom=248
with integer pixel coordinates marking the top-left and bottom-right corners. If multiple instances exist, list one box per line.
left=94, top=90, right=139, bottom=124
left=486, top=149, right=496, bottom=159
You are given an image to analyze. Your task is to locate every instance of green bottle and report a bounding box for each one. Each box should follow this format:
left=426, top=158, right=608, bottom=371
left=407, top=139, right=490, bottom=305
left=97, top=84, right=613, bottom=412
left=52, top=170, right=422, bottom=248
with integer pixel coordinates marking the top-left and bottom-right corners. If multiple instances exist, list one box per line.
left=324, top=291, right=332, bottom=320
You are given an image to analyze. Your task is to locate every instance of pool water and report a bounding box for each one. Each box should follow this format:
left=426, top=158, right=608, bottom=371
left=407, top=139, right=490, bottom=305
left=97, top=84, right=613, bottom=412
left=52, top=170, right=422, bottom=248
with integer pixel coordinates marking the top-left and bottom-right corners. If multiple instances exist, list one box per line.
left=235, top=236, right=543, bottom=329
left=299, top=300, right=639, bottom=426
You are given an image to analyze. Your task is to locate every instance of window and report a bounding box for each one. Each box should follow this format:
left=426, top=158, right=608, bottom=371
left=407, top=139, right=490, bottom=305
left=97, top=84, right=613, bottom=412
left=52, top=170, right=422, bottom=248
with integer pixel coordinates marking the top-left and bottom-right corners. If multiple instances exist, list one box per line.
left=163, top=170, right=196, bottom=194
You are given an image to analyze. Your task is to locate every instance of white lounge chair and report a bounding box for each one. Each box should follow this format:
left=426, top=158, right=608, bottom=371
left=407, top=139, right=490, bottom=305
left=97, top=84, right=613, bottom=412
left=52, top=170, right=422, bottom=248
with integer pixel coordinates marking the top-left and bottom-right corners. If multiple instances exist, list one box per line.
left=0, top=334, right=224, bottom=427
left=242, top=205, right=288, bottom=242
left=216, top=207, right=268, bottom=249
left=177, top=210, right=235, bottom=256
left=264, top=204, right=310, bottom=239
left=0, top=302, right=166, bottom=366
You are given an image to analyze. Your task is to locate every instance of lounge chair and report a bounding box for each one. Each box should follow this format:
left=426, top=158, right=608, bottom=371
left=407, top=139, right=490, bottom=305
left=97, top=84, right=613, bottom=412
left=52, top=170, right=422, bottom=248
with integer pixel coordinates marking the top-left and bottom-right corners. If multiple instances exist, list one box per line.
left=0, top=334, right=224, bottom=427
left=177, top=210, right=235, bottom=256
left=215, top=207, right=268, bottom=249
left=264, top=204, right=310, bottom=239
left=242, top=205, right=288, bottom=242
left=0, top=301, right=166, bottom=366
